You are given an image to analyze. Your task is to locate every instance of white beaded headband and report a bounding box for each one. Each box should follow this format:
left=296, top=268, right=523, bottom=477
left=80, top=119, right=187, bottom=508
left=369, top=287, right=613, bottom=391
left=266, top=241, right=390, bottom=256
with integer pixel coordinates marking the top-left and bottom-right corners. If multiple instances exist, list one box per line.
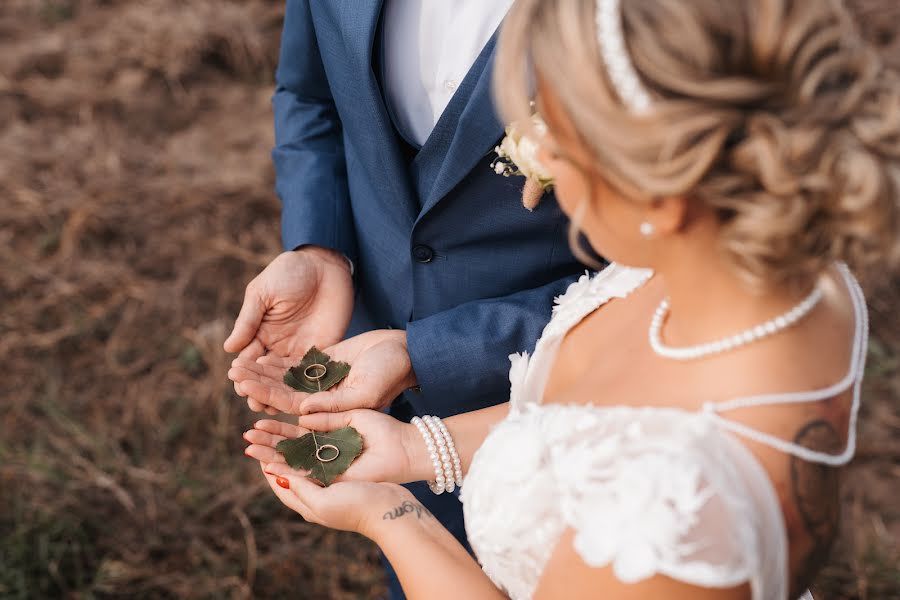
left=595, top=0, right=652, bottom=113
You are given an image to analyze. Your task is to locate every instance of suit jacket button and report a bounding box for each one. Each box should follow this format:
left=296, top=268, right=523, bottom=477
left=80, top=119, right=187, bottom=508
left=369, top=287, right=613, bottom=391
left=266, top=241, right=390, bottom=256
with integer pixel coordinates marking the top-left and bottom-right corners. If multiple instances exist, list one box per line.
left=412, top=244, right=434, bottom=263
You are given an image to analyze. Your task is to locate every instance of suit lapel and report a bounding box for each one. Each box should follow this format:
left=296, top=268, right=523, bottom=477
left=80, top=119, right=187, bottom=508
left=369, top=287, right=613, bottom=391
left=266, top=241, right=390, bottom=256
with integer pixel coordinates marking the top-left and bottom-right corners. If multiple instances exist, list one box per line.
left=413, top=34, right=504, bottom=221
left=340, top=0, right=418, bottom=227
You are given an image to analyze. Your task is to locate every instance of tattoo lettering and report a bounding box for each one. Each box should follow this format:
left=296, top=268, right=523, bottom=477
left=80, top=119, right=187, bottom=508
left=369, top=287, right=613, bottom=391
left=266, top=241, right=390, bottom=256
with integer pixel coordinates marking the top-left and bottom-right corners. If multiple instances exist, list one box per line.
left=790, top=419, right=842, bottom=593
left=382, top=500, right=432, bottom=522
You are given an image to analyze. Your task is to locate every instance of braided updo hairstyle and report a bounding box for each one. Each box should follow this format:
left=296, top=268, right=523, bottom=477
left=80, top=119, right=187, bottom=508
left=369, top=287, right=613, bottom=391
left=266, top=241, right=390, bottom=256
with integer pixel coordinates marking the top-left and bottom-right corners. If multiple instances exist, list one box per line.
left=496, top=0, right=900, bottom=289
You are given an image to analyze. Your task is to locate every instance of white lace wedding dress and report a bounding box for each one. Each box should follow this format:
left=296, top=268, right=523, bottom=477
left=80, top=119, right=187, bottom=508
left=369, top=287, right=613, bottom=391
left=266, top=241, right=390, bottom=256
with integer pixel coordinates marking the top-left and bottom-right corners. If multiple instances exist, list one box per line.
left=461, top=264, right=867, bottom=600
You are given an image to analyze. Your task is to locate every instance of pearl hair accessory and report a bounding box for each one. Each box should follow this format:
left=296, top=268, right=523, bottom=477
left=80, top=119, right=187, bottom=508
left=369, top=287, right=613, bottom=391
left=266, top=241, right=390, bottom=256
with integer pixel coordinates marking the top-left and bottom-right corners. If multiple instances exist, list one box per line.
left=596, top=0, right=652, bottom=114
left=639, top=222, right=655, bottom=237
left=649, top=285, right=825, bottom=360
left=411, top=417, right=446, bottom=494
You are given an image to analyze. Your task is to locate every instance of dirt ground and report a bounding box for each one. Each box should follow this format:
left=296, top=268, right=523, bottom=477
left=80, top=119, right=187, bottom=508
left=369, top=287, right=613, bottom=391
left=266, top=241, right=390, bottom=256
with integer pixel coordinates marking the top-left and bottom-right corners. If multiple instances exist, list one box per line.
left=0, top=1, right=897, bottom=599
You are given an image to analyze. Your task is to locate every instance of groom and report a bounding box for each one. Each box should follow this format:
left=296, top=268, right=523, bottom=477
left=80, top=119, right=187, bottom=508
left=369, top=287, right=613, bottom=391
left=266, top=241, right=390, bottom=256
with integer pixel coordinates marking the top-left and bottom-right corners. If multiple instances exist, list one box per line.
left=226, top=1, right=582, bottom=596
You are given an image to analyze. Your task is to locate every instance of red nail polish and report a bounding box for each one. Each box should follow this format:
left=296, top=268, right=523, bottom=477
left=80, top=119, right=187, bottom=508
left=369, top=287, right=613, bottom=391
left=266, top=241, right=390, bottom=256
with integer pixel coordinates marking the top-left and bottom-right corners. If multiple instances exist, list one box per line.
left=276, top=476, right=290, bottom=489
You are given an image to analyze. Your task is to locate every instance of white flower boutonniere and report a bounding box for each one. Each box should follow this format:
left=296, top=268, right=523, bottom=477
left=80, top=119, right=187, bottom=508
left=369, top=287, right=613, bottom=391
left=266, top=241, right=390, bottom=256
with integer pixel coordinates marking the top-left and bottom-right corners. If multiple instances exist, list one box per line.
left=491, top=115, right=554, bottom=211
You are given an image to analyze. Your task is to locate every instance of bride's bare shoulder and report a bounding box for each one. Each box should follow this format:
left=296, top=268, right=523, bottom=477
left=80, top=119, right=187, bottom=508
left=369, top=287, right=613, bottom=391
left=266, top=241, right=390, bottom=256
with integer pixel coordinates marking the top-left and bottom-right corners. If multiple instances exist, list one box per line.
left=726, top=265, right=860, bottom=405
left=715, top=269, right=863, bottom=597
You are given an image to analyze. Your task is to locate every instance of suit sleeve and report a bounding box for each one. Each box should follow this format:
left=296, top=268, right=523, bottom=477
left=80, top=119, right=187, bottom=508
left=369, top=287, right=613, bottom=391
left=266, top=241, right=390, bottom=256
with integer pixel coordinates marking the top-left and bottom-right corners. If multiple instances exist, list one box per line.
left=404, top=273, right=581, bottom=417
left=272, top=0, right=357, bottom=260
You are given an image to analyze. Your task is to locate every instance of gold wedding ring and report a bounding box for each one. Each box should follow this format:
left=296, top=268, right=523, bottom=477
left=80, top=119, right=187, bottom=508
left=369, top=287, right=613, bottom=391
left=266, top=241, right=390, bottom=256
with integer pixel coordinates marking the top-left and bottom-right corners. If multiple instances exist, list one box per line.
left=315, top=444, right=340, bottom=463
left=304, top=363, right=327, bottom=381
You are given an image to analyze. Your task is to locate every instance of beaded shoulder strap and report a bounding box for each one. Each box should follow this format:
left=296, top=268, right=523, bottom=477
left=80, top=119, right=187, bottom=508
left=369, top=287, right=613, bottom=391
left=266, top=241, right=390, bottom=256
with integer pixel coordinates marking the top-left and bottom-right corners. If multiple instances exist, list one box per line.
left=704, top=264, right=868, bottom=466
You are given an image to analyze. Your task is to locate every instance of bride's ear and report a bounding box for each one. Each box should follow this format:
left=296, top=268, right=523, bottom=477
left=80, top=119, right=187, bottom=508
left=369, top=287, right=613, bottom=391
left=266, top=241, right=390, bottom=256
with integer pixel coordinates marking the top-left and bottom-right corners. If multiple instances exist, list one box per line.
left=644, top=196, right=690, bottom=236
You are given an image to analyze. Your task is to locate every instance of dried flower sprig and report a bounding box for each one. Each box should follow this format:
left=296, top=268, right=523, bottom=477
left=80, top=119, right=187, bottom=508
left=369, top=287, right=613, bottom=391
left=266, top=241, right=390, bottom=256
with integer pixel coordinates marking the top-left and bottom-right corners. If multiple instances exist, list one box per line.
left=491, top=115, right=554, bottom=210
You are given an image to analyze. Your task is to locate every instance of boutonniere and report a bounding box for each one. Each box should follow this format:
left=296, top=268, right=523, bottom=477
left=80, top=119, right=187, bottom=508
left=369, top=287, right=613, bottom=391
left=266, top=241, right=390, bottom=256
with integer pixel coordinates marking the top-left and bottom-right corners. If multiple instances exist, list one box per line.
left=491, top=115, right=554, bottom=211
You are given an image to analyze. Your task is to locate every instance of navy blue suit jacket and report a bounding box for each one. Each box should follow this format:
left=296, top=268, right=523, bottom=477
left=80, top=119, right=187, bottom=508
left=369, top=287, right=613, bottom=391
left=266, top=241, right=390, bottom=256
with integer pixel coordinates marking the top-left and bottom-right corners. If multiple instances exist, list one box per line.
left=273, top=0, right=582, bottom=420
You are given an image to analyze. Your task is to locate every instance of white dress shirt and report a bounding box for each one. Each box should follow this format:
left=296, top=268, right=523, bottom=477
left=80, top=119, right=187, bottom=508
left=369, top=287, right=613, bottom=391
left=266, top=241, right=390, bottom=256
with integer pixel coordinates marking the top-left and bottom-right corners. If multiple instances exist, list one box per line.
left=383, top=0, right=514, bottom=147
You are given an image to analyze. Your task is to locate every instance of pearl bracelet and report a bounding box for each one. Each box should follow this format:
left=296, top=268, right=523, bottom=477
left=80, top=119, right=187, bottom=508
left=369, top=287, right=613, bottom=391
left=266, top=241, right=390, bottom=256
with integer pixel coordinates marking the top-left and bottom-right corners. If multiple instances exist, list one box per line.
left=423, top=416, right=457, bottom=493
left=411, top=415, right=462, bottom=494
left=411, top=417, right=446, bottom=494
left=433, top=417, right=464, bottom=486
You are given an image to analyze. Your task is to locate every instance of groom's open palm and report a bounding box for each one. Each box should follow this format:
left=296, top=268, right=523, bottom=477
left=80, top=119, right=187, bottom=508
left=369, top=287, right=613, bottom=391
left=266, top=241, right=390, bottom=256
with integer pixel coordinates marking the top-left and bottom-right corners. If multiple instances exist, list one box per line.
left=224, top=247, right=354, bottom=412
left=228, top=329, right=416, bottom=415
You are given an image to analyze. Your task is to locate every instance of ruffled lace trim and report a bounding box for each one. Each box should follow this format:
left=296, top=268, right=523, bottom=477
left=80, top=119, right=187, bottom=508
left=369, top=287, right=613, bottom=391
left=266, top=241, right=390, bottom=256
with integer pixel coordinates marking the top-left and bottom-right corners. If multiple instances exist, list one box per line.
left=464, top=405, right=767, bottom=599
left=508, top=264, right=652, bottom=411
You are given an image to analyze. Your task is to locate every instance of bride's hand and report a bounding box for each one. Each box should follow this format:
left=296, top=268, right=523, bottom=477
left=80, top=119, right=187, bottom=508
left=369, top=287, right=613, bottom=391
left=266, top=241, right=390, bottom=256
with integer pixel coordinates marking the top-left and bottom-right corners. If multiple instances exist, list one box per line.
left=258, top=462, right=424, bottom=539
left=243, top=409, right=429, bottom=484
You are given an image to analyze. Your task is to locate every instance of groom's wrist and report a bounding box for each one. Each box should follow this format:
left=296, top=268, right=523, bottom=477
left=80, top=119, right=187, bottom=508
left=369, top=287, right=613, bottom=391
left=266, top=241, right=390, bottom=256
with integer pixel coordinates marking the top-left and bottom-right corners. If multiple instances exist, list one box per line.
left=294, top=244, right=354, bottom=276
left=384, top=329, right=419, bottom=399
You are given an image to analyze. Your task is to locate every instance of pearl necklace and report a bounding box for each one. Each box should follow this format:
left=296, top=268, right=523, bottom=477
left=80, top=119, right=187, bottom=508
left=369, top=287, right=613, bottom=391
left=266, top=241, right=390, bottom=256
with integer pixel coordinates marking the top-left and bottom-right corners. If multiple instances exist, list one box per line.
left=648, top=285, right=824, bottom=360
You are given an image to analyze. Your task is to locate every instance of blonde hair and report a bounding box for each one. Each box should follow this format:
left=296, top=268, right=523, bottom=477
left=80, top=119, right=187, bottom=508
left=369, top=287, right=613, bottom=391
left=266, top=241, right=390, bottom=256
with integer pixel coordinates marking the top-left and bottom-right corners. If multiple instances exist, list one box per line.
left=496, top=0, right=900, bottom=289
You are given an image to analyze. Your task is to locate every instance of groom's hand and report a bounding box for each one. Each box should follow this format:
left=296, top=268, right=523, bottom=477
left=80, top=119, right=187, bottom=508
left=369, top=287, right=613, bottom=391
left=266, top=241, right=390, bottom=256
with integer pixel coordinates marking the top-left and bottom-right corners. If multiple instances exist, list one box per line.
left=228, top=329, right=417, bottom=415
left=224, top=247, right=354, bottom=411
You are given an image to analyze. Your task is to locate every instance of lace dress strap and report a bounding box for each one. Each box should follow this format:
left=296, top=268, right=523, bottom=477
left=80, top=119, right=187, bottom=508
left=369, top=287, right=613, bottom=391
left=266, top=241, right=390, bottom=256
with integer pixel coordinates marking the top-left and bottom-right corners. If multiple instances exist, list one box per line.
left=703, top=264, right=868, bottom=466
left=509, top=264, right=653, bottom=410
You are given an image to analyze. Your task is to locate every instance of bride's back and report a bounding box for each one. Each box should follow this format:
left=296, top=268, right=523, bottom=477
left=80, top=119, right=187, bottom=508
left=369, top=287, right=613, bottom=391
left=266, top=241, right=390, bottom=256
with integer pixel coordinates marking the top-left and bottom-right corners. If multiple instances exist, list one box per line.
left=544, top=264, right=861, bottom=597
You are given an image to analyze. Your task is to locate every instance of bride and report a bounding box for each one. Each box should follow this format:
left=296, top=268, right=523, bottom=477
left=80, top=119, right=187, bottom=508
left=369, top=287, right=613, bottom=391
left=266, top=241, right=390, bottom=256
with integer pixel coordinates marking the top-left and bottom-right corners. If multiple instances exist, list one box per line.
left=233, top=0, right=899, bottom=598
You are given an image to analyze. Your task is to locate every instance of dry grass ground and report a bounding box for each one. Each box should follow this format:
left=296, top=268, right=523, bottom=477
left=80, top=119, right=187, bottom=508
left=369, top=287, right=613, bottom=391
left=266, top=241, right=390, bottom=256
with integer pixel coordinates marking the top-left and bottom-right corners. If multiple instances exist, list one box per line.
left=0, top=1, right=897, bottom=599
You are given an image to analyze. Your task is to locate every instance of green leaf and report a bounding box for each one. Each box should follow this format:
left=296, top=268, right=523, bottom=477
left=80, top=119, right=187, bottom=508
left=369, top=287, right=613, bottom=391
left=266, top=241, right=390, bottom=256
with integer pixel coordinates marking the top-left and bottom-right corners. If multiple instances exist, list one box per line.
left=283, top=347, right=351, bottom=393
left=275, top=426, right=363, bottom=486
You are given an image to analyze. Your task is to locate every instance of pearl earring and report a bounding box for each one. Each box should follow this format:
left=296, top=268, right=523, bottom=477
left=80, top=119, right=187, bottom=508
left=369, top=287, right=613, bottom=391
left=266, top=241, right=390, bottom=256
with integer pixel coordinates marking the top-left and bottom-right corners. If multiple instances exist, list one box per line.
left=639, top=222, right=655, bottom=238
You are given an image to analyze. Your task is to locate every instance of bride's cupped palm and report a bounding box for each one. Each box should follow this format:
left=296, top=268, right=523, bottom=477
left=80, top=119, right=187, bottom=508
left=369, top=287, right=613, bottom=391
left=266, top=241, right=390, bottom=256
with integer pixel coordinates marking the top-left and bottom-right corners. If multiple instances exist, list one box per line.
left=243, top=409, right=414, bottom=485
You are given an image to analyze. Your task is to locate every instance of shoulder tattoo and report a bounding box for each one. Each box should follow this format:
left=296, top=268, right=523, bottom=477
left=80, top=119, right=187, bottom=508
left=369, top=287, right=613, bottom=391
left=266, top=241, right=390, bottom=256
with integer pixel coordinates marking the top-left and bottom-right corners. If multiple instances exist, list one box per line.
left=790, top=419, right=843, bottom=592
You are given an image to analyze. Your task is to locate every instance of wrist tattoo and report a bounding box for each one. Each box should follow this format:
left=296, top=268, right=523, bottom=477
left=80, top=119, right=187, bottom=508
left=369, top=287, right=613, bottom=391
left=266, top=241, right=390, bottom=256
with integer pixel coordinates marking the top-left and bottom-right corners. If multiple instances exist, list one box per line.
left=382, top=500, right=433, bottom=522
